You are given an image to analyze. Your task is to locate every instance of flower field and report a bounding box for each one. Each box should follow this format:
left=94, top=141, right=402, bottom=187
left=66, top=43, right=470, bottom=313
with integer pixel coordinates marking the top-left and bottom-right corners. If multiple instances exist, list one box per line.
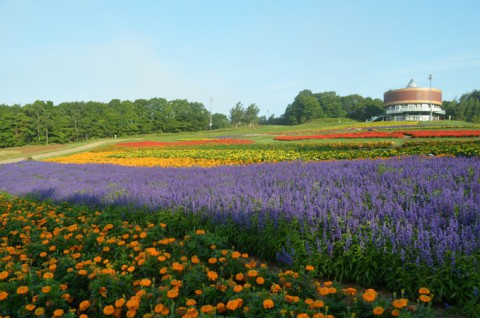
left=1, top=153, right=480, bottom=316
left=1, top=130, right=480, bottom=317
left=273, top=131, right=405, bottom=141
left=398, top=129, right=480, bottom=138
left=273, top=129, right=480, bottom=141
left=0, top=194, right=436, bottom=317
left=42, top=139, right=480, bottom=167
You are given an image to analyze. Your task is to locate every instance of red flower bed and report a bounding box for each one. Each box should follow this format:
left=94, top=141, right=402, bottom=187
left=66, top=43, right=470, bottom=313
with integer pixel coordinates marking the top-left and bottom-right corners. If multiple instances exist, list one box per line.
left=116, top=139, right=254, bottom=147
left=398, top=130, right=480, bottom=138
left=274, top=131, right=405, bottom=141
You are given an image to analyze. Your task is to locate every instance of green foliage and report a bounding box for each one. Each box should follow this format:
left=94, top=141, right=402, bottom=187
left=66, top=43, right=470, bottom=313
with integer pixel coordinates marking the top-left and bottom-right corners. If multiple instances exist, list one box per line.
left=443, top=89, right=480, bottom=123
left=0, top=98, right=212, bottom=148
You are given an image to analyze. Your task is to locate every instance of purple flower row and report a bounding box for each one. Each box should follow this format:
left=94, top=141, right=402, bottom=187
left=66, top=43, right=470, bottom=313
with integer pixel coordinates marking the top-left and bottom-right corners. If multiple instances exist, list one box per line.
left=0, top=157, right=479, bottom=268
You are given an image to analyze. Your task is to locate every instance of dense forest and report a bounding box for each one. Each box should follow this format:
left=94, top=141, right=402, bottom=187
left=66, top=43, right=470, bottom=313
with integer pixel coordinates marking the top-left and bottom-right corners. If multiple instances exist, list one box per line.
left=1, top=89, right=479, bottom=148
left=442, top=90, right=480, bottom=123
left=0, top=98, right=227, bottom=147
left=282, top=90, right=384, bottom=124
left=282, top=89, right=480, bottom=125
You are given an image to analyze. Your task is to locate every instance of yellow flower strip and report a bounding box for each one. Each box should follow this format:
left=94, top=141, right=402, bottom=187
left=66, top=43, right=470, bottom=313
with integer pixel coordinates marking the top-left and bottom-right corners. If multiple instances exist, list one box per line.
left=44, top=151, right=245, bottom=167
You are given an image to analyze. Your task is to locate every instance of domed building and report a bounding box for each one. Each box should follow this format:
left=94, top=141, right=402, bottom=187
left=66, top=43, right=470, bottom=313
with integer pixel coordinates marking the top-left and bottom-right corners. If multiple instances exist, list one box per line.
left=383, top=79, right=445, bottom=121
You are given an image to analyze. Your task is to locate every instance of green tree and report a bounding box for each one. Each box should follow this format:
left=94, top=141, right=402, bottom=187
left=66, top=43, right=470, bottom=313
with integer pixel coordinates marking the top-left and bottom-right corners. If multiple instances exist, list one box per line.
left=229, top=102, right=245, bottom=128
left=244, top=103, right=260, bottom=127
left=283, top=90, right=324, bottom=125
left=212, top=113, right=230, bottom=129
left=315, top=91, right=345, bottom=118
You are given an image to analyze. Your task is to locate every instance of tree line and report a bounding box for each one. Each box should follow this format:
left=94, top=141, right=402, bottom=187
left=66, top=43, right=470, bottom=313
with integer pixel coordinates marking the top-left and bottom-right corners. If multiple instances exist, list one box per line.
left=442, top=90, right=480, bottom=123
left=0, top=98, right=228, bottom=148
left=1, top=89, right=479, bottom=148
left=281, top=90, right=385, bottom=124
left=281, top=89, right=480, bottom=125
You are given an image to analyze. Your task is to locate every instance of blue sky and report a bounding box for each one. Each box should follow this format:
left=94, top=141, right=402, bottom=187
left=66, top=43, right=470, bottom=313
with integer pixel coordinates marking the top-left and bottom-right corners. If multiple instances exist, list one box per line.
left=1, top=1, right=479, bottom=117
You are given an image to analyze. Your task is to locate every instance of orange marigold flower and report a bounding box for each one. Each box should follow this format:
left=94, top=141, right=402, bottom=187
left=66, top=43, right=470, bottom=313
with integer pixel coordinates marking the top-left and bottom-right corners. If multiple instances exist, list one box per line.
left=324, top=281, right=333, bottom=287
left=217, top=302, right=226, bottom=313
left=305, top=265, right=314, bottom=271
left=226, top=299, right=240, bottom=311
left=373, top=306, right=384, bottom=315
left=392, top=298, right=408, bottom=309
left=419, top=294, right=432, bottom=303
left=25, top=304, right=36, bottom=311
left=246, top=269, right=258, bottom=278
left=154, top=303, right=165, bottom=313
left=304, top=298, right=314, bottom=306
left=41, top=286, right=51, bottom=293
left=208, top=257, right=217, bottom=264
left=313, top=300, right=325, bottom=308
left=34, top=307, right=45, bottom=316
left=0, top=271, right=9, bottom=280
left=171, top=279, right=183, bottom=288
left=195, top=229, right=205, bottom=235
left=140, top=278, right=152, bottom=287
left=233, top=285, right=243, bottom=293
left=115, top=298, right=125, bottom=308
left=201, top=305, right=215, bottom=313
left=231, top=251, right=241, bottom=259
left=343, top=287, right=357, bottom=295
left=103, top=305, right=115, bottom=315
left=79, top=300, right=91, bottom=311
left=126, top=297, right=140, bottom=310
left=263, top=299, right=274, bottom=309
left=0, top=291, right=8, bottom=301
left=17, top=286, right=29, bottom=294
left=391, top=309, right=400, bottom=317
left=256, top=276, right=265, bottom=285
left=171, top=262, right=184, bottom=273
left=195, top=289, right=203, bottom=295
left=235, top=273, right=245, bottom=281
left=284, top=295, right=300, bottom=303
left=43, top=272, right=54, bottom=279
left=167, top=288, right=179, bottom=299
left=318, top=286, right=332, bottom=296
left=190, top=255, right=200, bottom=264
left=186, top=299, right=196, bottom=306
left=418, top=287, right=431, bottom=295
left=270, top=283, right=282, bottom=293
left=362, top=289, right=377, bottom=303
left=297, top=314, right=309, bottom=318
left=53, top=309, right=64, bottom=317
left=207, top=271, right=218, bottom=281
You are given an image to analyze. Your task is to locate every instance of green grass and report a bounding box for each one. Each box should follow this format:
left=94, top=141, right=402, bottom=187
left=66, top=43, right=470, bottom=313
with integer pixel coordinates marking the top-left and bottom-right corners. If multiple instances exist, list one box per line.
left=1, top=119, right=478, bottom=161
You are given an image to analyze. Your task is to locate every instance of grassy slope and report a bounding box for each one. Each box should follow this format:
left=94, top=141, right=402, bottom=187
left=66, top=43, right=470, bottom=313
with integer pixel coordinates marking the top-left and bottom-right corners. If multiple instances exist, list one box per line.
left=0, top=119, right=478, bottom=160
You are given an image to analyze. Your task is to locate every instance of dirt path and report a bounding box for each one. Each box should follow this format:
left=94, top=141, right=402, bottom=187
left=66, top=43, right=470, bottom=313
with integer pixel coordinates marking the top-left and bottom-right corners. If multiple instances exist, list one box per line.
left=0, top=139, right=127, bottom=165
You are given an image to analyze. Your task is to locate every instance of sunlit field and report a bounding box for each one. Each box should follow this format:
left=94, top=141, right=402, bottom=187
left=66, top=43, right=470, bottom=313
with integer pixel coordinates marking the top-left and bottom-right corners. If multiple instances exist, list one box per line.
left=1, top=121, right=479, bottom=317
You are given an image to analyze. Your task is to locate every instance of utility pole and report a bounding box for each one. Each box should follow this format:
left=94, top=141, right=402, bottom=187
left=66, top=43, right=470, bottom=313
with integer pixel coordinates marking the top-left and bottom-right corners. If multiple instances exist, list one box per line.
left=428, top=74, right=433, bottom=121
left=209, top=97, right=213, bottom=131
